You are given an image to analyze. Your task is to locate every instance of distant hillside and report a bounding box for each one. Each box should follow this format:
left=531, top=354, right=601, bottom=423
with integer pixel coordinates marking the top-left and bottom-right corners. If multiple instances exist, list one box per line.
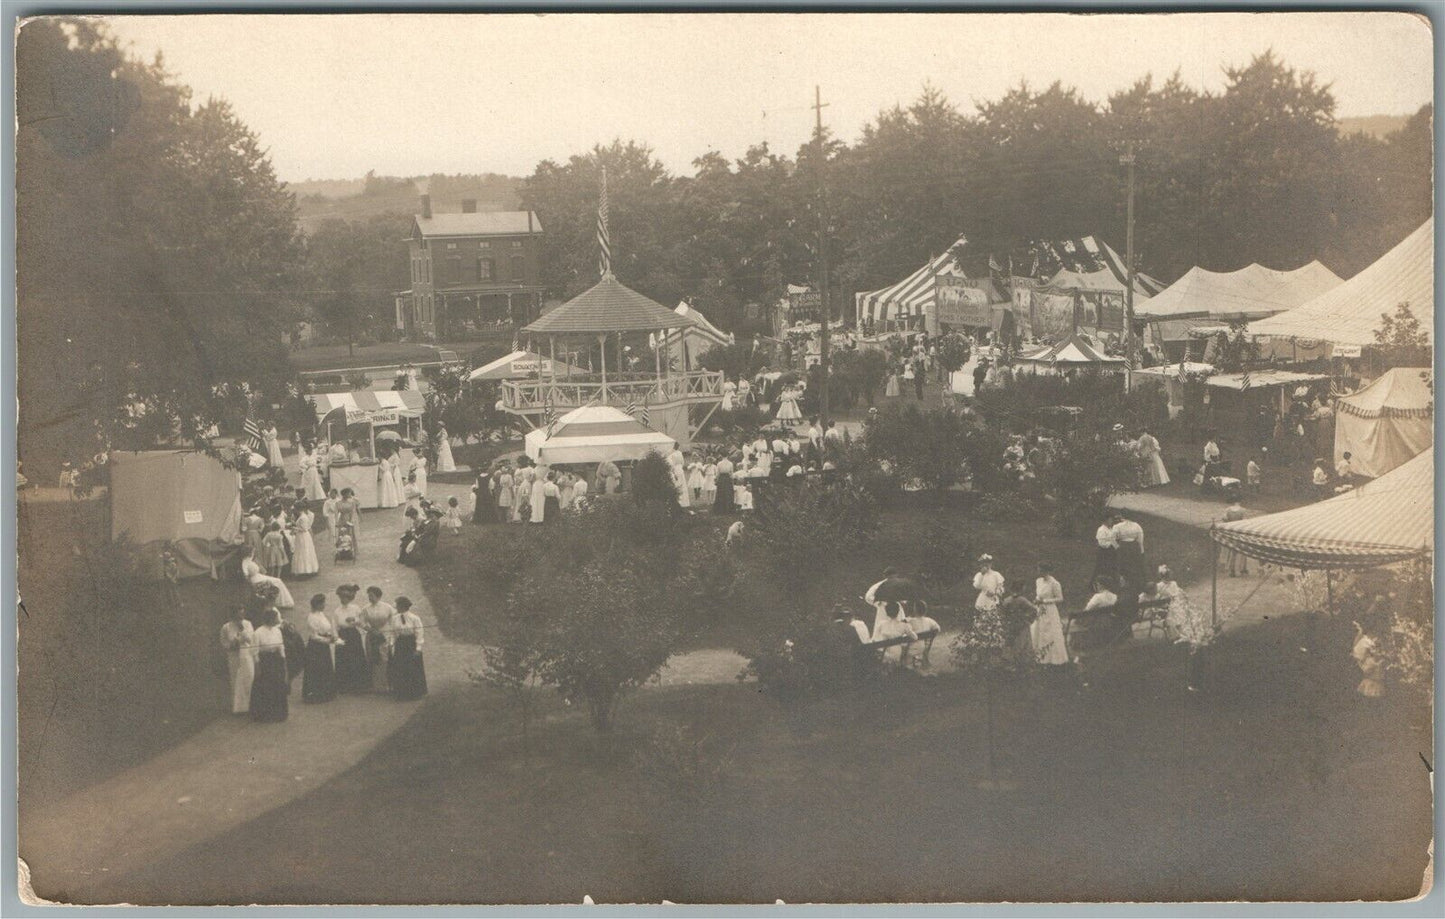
left=290, top=172, right=526, bottom=233
left=1338, top=114, right=1409, bottom=139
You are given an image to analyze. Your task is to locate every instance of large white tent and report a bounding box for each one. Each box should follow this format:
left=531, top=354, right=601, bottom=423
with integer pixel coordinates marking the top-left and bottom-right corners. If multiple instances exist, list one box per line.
left=1334, top=367, right=1433, bottom=478
left=1213, top=447, right=1433, bottom=569
left=655, top=301, right=733, bottom=368
left=1137, top=262, right=1343, bottom=320
left=1248, top=218, right=1433, bottom=346
left=110, top=450, right=243, bottom=579
left=523, top=405, right=676, bottom=466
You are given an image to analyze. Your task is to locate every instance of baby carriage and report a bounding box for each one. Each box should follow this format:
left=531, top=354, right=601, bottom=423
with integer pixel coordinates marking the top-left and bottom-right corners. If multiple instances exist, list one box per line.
left=333, top=522, right=357, bottom=563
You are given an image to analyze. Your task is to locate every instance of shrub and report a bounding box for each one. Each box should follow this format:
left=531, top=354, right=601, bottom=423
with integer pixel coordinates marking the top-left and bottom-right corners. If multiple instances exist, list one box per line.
left=863, top=403, right=974, bottom=491
left=631, top=450, right=679, bottom=509
left=1035, top=435, right=1139, bottom=536
left=746, top=477, right=878, bottom=575
left=739, top=604, right=881, bottom=700
left=633, top=722, right=734, bottom=805
left=344, top=370, right=371, bottom=391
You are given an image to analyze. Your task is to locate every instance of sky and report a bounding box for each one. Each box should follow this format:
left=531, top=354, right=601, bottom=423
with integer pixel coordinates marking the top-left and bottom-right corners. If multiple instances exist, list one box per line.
left=96, top=12, right=1435, bottom=183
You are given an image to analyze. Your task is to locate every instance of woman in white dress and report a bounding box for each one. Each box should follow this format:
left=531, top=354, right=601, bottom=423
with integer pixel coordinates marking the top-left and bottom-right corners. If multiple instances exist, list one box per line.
left=776, top=385, right=803, bottom=425
left=1136, top=429, right=1170, bottom=487
left=1031, top=563, right=1070, bottom=666
left=529, top=466, right=548, bottom=522
left=263, top=423, right=284, bottom=468
left=300, top=449, right=325, bottom=500
left=512, top=469, right=531, bottom=522
left=434, top=425, right=457, bottom=473
left=701, top=459, right=717, bottom=507
left=376, top=453, right=401, bottom=508
left=411, top=453, right=429, bottom=498
left=391, top=448, right=406, bottom=496
left=973, top=554, right=1004, bottom=615
left=1157, top=565, right=1213, bottom=691
left=495, top=465, right=515, bottom=521
left=290, top=505, right=320, bottom=577
left=219, top=608, right=255, bottom=714
left=720, top=379, right=737, bottom=411
left=240, top=545, right=294, bottom=608
left=885, top=366, right=901, bottom=398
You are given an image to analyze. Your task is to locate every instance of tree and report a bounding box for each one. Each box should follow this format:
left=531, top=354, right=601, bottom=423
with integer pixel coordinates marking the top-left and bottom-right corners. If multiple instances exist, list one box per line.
left=863, top=403, right=974, bottom=491
left=17, top=19, right=303, bottom=474
left=1373, top=301, right=1430, bottom=367
left=631, top=450, right=680, bottom=509
left=305, top=213, right=411, bottom=353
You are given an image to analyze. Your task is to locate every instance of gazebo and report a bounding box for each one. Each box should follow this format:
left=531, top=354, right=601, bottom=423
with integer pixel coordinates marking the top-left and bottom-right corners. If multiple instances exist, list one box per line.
left=499, top=274, right=725, bottom=444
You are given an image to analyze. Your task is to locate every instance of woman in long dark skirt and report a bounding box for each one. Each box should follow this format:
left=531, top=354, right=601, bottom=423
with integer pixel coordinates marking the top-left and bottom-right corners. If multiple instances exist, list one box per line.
left=713, top=454, right=735, bottom=513
left=387, top=596, right=428, bottom=701
left=302, top=593, right=338, bottom=703
left=331, top=583, right=370, bottom=693
left=249, top=607, right=290, bottom=723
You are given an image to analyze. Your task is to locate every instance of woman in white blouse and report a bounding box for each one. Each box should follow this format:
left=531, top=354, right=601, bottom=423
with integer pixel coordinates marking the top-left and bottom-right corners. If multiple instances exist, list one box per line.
left=249, top=608, right=289, bottom=722
left=302, top=593, right=338, bottom=703
left=387, top=596, right=428, bottom=700
left=219, top=607, right=255, bottom=714
left=973, top=554, right=1005, bottom=613
left=1031, top=563, right=1070, bottom=667
left=240, top=545, right=294, bottom=609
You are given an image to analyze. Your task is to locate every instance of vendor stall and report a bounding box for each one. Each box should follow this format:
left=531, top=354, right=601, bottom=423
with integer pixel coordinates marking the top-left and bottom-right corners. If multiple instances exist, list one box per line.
left=524, top=405, right=677, bottom=466
left=308, top=390, right=425, bottom=508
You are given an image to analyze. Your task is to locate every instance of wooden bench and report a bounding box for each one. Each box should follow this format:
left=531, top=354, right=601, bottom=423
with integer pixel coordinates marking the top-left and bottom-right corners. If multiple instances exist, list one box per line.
left=1063, top=597, right=1172, bottom=653
left=860, top=626, right=941, bottom=666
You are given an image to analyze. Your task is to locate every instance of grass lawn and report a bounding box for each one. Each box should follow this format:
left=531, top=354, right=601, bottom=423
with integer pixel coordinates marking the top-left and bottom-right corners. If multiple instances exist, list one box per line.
left=102, top=611, right=1432, bottom=905
left=289, top=339, right=511, bottom=373
left=417, top=499, right=1216, bottom=653
left=17, top=496, right=248, bottom=809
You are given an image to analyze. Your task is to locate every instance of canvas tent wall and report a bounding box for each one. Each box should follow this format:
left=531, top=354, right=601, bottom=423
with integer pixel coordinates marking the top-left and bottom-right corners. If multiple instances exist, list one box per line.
left=110, top=450, right=243, bottom=579
left=655, top=302, right=733, bottom=369
left=524, top=405, right=677, bottom=466
left=467, top=350, right=584, bottom=382
left=1247, top=218, right=1433, bottom=347
left=1334, top=367, right=1433, bottom=478
left=1136, top=261, right=1342, bottom=321
left=1212, top=447, right=1432, bottom=569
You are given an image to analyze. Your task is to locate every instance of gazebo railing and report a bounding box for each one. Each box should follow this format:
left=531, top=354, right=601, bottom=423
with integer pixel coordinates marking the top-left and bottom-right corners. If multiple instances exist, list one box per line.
left=499, top=370, right=724, bottom=413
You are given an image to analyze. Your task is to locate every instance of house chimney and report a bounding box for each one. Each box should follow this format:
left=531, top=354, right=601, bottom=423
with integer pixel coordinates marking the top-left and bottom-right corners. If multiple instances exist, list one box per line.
left=461, top=198, right=478, bottom=214
left=527, top=211, right=534, bottom=233
left=421, top=194, right=432, bottom=219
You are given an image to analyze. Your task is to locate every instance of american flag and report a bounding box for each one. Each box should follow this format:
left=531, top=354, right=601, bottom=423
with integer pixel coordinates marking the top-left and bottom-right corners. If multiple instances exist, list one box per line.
left=597, top=166, right=611, bottom=277
left=1239, top=369, right=1252, bottom=391
left=242, top=416, right=264, bottom=453
left=543, top=400, right=557, bottom=431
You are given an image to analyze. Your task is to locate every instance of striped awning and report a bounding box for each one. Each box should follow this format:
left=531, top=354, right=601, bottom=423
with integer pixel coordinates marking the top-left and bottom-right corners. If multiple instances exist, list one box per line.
left=1212, top=448, right=1433, bottom=569
left=307, top=390, right=425, bottom=423
left=1017, top=333, right=1126, bottom=366
left=855, top=238, right=967, bottom=323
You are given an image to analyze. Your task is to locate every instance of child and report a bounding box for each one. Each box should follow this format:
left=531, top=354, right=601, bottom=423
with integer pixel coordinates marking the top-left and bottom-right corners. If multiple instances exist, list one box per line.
left=334, top=524, right=356, bottom=562
left=443, top=496, right=463, bottom=535
left=1246, top=455, right=1262, bottom=494
left=322, top=489, right=340, bottom=535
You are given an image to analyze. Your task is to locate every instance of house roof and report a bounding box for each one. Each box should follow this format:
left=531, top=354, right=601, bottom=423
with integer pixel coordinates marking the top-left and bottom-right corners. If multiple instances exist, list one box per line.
left=415, top=211, right=542, bottom=238
left=522, top=274, right=692, bottom=335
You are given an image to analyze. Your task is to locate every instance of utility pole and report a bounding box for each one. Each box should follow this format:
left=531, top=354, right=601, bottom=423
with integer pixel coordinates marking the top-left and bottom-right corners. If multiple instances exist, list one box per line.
left=1120, top=143, right=1137, bottom=390
left=813, top=85, right=832, bottom=429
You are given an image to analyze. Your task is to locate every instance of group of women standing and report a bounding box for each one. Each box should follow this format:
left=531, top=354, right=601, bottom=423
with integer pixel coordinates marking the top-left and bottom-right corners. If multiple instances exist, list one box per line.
left=240, top=497, right=320, bottom=584
left=377, top=449, right=428, bottom=510
left=488, top=461, right=581, bottom=524
left=219, top=583, right=428, bottom=722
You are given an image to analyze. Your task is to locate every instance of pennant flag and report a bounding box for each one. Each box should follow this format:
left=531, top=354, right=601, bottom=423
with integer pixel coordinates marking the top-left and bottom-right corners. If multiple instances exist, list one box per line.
left=638, top=396, right=651, bottom=428
left=1240, top=369, right=1252, bottom=391
left=598, top=166, right=611, bottom=277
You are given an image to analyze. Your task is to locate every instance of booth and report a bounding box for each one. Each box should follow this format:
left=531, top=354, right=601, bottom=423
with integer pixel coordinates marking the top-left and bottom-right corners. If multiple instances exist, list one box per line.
left=1334, top=367, right=1433, bottom=478
left=1016, top=333, right=1126, bottom=373
left=524, top=405, right=677, bottom=467
left=109, top=450, right=243, bottom=579
left=308, top=390, right=425, bottom=509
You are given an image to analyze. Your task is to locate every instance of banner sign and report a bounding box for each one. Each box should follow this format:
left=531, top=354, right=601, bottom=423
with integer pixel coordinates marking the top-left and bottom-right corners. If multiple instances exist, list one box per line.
left=1032, top=291, right=1076, bottom=342
left=509, top=359, right=552, bottom=376
left=935, top=276, right=994, bottom=328
left=1096, top=296, right=1126, bottom=332
left=347, top=408, right=400, bottom=425
left=787, top=289, right=822, bottom=320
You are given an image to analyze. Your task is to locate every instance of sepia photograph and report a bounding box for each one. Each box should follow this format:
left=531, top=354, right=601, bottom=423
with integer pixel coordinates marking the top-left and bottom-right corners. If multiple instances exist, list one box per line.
left=12, top=9, right=1437, bottom=907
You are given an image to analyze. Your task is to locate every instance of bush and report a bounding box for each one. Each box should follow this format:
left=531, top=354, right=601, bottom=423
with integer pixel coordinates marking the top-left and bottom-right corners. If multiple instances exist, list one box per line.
left=745, top=477, right=879, bottom=575
left=344, top=370, right=371, bottom=391
left=631, top=450, right=679, bottom=508
left=634, top=722, right=734, bottom=804
left=699, top=341, right=767, bottom=382
left=1036, top=435, right=1139, bottom=536
left=862, top=403, right=974, bottom=491
left=739, top=605, right=882, bottom=700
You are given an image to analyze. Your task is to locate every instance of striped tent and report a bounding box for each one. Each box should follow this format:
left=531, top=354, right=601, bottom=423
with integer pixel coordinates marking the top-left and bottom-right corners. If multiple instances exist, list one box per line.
left=1016, top=333, right=1126, bottom=368
left=1212, top=448, right=1433, bottom=569
left=855, top=238, right=967, bottom=325
left=306, top=389, right=425, bottom=422
left=523, top=405, right=676, bottom=466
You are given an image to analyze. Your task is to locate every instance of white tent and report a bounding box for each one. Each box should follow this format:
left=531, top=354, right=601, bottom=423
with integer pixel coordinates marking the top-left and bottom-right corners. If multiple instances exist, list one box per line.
left=109, top=450, right=243, bottom=579
left=524, top=405, right=676, bottom=466
left=1137, top=262, right=1343, bottom=320
left=467, top=350, right=583, bottom=382
left=1248, top=218, right=1433, bottom=346
left=854, top=239, right=967, bottom=326
left=655, top=302, right=733, bottom=368
left=1334, top=367, right=1433, bottom=478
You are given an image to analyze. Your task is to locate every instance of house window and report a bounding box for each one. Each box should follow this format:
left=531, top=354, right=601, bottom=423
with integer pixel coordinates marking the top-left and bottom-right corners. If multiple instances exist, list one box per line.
left=510, top=240, right=524, bottom=249
left=478, top=240, right=490, bottom=249
left=511, top=256, right=526, bottom=282
left=478, top=257, right=493, bottom=281
left=446, top=242, right=458, bottom=250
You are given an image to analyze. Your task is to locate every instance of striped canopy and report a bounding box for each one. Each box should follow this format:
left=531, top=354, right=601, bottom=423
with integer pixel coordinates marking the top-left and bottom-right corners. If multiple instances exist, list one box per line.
left=1212, top=448, right=1434, bottom=569
left=523, top=405, right=676, bottom=465
left=855, top=238, right=967, bottom=324
left=467, top=350, right=584, bottom=382
left=307, top=389, right=425, bottom=423
left=1017, top=333, right=1125, bottom=367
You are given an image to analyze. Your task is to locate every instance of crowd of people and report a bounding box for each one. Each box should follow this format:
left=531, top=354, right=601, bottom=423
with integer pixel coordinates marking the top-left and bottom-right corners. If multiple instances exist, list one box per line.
left=221, top=583, right=427, bottom=724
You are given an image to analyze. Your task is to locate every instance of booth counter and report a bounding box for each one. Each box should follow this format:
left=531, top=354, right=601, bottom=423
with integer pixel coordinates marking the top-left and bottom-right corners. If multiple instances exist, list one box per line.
left=329, top=461, right=381, bottom=508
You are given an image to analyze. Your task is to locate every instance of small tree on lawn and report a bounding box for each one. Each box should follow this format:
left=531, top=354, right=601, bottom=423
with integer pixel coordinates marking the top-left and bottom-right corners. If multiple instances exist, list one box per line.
left=863, top=403, right=973, bottom=491
left=510, top=558, right=683, bottom=741
left=746, top=477, right=879, bottom=575
left=631, top=449, right=680, bottom=508
left=1373, top=302, right=1430, bottom=368
left=1036, top=435, right=1139, bottom=536
left=470, top=641, right=543, bottom=761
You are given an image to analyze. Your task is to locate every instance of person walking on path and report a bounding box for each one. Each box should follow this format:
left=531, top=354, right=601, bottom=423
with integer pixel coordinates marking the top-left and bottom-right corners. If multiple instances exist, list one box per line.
left=1136, top=428, right=1170, bottom=487
left=219, top=608, right=255, bottom=715
left=435, top=424, right=457, bottom=473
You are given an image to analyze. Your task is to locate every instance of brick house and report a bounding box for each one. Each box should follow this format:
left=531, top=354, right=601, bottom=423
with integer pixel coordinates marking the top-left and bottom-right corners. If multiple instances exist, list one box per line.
left=399, top=195, right=544, bottom=339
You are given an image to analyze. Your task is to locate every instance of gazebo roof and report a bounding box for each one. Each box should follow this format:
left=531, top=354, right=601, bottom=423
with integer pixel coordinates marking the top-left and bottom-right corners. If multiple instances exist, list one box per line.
left=523, top=274, right=692, bottom=335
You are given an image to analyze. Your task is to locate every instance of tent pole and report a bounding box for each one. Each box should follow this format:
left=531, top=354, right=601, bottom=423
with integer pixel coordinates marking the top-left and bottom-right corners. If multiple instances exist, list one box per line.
left=1325, top=568, right=1334, bottom=617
